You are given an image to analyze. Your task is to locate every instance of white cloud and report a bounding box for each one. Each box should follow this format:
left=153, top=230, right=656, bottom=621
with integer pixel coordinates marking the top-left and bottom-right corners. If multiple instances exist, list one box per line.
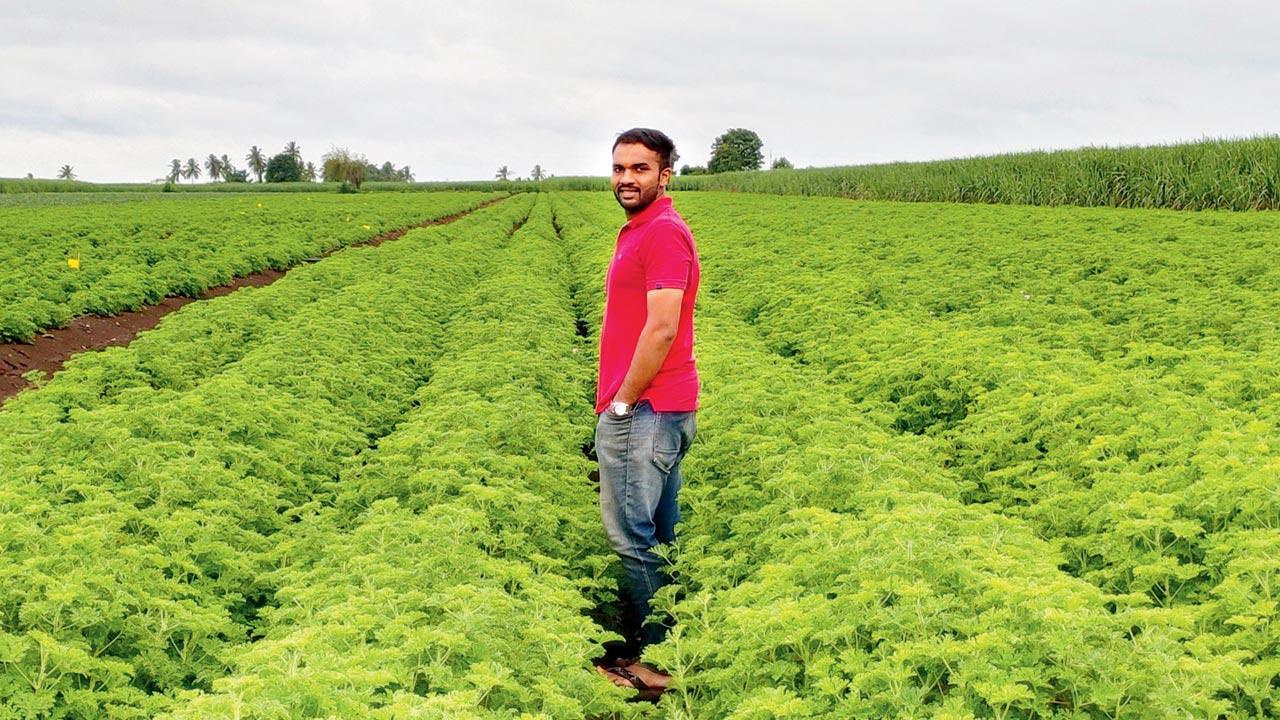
left=2, top=0, right=1277, bottom=181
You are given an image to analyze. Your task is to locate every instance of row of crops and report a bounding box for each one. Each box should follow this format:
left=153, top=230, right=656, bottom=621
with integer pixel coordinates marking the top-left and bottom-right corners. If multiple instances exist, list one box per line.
left=553, top=193, right=1280, bottom=717
left=671, top=136, right=1280, bottom=211
left=0, top=194, right=649, bottom=718
left=3, top=188, right=1279, bottom=717
left=0, top=192, right=500, bottom=342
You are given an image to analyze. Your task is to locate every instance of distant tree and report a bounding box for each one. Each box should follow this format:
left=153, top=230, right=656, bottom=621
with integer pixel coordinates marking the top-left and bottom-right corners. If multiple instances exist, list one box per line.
left=322, top=146, right=369, bottom=190
left=771, top=156, right=794, bottom=170
left=285, top=141, right=301, bottom=159
left=679, top=164, right=708, bottom=175
left=304, top=161, right=317, bottom=182
left=265, top=152, right=305, bottom=182
left=205, top=154, right=224, bottom=181
left=398, top=165, right=414, bottom=182
left=246, top=145, right=267, bottom=182
left=708, top=128, right=764, bottom=173
left=184, top=158, right=201, bottom=182
left=25, top=173, right=34, bottom=179
left=168, top=158, right=183, bottom=184
left=495, top=165, right=510, bottom=181
left=58, top=165, right=76, bottom=180
left=379, top=161, right=396, bottom=178
left=217, top=154, right=248, bottom=182
left=530, top=164, right=545, bottom=181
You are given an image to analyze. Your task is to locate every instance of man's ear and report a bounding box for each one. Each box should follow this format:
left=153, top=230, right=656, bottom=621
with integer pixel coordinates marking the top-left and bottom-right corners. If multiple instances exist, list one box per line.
left=659, top=166, right=673, bottom=189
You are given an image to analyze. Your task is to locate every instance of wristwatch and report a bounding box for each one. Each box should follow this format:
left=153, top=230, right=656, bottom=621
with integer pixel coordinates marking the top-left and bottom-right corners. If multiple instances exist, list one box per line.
left=607, top=399, right=633, bottom=417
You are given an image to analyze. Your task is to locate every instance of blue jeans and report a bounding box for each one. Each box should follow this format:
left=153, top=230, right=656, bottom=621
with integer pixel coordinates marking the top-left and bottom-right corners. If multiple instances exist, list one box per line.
left=595, top=399, right=697, bottom=653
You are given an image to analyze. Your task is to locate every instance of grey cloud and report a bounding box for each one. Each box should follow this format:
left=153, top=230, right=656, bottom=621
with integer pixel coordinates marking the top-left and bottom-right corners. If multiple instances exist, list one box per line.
left=2, top=0, right=1278, bottom=181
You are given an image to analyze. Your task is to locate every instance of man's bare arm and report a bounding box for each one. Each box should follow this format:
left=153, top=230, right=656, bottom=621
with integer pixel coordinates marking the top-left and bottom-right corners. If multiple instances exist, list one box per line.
left=613, top=288, right=684, bottom=405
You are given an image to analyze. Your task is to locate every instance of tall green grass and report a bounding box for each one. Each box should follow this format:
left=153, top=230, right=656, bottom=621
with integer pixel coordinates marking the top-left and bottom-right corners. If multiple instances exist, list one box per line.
left=674, top=136, right=1280, bottom=210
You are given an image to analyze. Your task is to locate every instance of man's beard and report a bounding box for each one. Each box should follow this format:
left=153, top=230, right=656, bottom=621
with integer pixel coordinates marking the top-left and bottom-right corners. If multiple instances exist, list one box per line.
left=614, top=182, right=660, bottom=213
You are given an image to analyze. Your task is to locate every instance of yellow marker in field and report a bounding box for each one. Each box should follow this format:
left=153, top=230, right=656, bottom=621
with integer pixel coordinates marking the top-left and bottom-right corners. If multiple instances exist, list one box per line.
left=67, top=257, right=80, bottom=269
left=362, top=224, right=371, bottom=230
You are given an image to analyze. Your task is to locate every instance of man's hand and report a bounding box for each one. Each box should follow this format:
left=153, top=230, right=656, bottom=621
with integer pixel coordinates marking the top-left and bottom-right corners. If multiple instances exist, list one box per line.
left=613, top=288, right=683, bottom=404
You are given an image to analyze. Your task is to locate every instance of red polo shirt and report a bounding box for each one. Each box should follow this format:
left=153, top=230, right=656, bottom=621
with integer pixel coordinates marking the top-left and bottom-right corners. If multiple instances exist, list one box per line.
left=595, top=195, right=701, bottom=414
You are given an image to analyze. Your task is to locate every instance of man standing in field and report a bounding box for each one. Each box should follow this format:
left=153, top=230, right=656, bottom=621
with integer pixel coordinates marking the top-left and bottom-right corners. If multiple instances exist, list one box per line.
left=593, top=128, right=700, bottom=700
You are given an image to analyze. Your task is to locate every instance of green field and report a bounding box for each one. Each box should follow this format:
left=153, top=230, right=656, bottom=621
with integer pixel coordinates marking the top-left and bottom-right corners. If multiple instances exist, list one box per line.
left=2, top=189, right=1278, bottom=717
left=0, top=192, right=499, bottom=342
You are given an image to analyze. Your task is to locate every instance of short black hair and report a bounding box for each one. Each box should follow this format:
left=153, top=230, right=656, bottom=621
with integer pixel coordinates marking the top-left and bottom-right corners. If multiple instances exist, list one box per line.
left=613, top=128, right=676, bottom=170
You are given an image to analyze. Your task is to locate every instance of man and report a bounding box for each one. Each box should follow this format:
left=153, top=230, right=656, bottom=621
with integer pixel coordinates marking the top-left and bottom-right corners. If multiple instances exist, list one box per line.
left=593, top=128, right=700, bottom=700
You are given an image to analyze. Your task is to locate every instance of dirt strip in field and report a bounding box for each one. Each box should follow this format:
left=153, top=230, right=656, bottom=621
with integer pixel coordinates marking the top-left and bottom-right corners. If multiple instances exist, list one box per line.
left=0, top=196, right=508, bottom=405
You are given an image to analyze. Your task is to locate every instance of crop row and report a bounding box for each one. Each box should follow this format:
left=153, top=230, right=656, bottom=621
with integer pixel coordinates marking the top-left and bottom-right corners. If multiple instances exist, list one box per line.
left=662, top=191, right=1280, bottom=715
left=0, top=191, right=499, bottom=342
left=671, top=136, right=1280, bottom=211
left=552, top=191, right=1252, bottom=718
left=0, top=195, right=536, bottom=717
left=159, top=195, right=643, bottom=719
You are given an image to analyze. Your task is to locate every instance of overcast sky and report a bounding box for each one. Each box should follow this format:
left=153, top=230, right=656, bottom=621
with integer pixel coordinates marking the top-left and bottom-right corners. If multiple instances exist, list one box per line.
left=3, top=1, right=1278, bottom=183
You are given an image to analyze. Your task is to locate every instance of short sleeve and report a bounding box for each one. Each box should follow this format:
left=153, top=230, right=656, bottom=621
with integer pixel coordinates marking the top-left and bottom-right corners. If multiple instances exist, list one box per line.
left=640, top=221, right=693, bottom=291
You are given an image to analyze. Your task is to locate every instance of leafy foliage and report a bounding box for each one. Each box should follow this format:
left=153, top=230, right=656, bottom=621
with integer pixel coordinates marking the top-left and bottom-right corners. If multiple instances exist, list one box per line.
left=263, top=153, right=303, bottom=183
left=708, top=128, right=764, bottom=174
left=321, top=147, right=369, bottom=190
left=0, top=192, right=500, bottom=342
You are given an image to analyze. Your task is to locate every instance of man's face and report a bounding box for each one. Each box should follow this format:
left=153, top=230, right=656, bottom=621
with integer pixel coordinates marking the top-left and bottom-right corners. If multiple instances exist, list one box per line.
left=612, top=142, right=671, bottom=215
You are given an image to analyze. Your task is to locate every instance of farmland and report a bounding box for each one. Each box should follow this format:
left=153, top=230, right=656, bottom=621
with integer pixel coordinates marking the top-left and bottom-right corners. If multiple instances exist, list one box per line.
left=0, top=192, right=499, bottom=342
left=2, top=188, right=1279, bottom=718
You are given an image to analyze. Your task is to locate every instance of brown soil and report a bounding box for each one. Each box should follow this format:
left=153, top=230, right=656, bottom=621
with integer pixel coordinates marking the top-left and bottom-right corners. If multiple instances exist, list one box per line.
left=0, top=196, right=506, bottom=406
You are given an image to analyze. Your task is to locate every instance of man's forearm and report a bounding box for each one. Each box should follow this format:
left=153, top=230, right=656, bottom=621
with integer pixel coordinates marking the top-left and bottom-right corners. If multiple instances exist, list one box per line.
left=613, top=325, right=676, bottom=404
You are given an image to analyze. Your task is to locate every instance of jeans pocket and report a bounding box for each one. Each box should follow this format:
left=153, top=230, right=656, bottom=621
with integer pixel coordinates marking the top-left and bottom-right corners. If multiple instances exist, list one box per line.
left=651, top=412, right=685, bottom=474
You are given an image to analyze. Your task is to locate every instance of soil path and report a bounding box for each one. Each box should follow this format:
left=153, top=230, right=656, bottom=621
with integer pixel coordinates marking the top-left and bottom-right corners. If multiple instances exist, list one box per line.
left=0, top=196, right=507, bottom=405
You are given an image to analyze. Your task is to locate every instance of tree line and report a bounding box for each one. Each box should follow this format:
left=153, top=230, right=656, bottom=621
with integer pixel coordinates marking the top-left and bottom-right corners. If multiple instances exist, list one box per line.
left=49, top=129, right=783, bottom=185
left=162, top=143, right=414, bottom=187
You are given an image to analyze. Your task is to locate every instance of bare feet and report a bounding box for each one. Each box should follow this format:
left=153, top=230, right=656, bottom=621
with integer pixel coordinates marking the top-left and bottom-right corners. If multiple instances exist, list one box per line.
left=621, top=662, right=670, bottom=689
left=595, top=660, right=670, bottom=701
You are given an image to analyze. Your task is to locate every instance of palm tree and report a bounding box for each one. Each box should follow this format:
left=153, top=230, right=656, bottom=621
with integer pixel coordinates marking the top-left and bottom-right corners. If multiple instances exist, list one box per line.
left=530, top=164, right=545, bottom=181
left=285, top=141, right=301, bottom=159
left=184, top=158, right=201, bottom=182
left=205, top=154, right=223, bottom=181
left=246, top=146, right=266, bottom=182
left=495, top=165, right=510, bottom=181
left=304, top=161, right=317, bottom=182
left=57, top=165, right=75, bottom=180
left=167, top=159, right=182, bottom=183
left=399, top=165, right=414, bottom=182
left=219, top=154, right=241, bottom=181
